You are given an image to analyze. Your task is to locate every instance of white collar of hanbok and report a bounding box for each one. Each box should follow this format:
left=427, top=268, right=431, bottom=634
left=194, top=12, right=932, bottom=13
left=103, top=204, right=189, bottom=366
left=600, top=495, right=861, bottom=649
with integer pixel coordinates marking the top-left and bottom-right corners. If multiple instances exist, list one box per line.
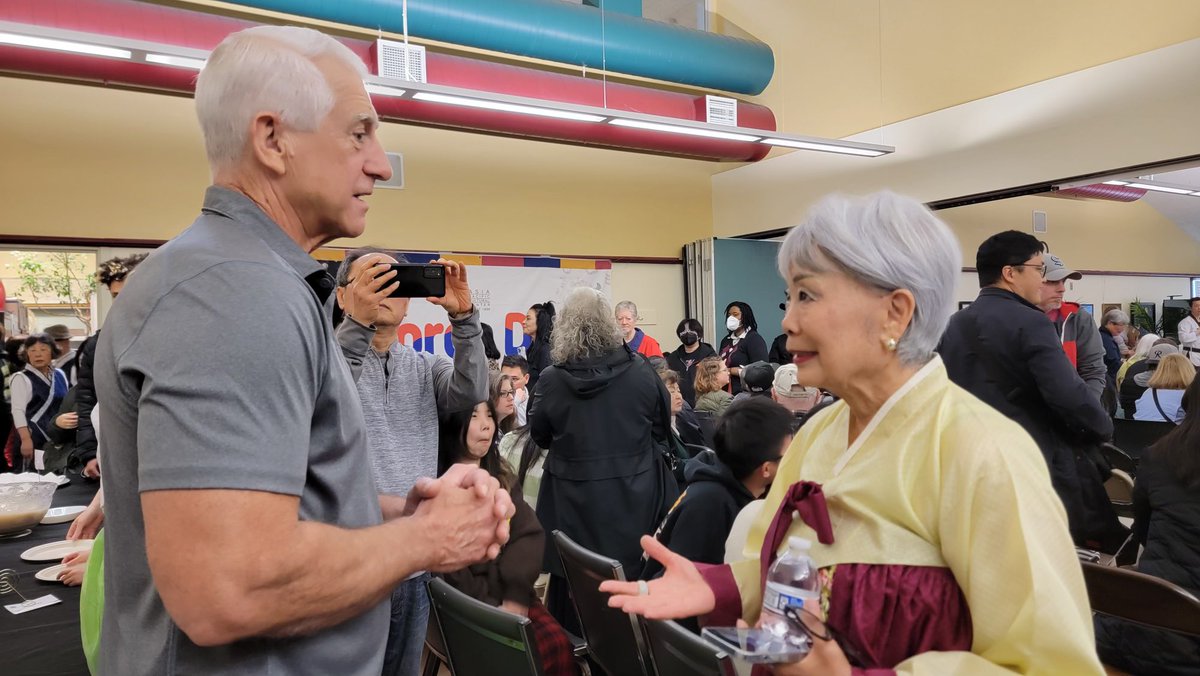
left=831, top=355, right=943, bottom=477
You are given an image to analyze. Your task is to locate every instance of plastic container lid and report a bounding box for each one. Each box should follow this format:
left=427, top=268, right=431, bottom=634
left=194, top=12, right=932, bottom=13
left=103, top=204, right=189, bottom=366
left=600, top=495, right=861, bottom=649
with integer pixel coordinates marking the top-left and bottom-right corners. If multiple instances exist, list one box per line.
left=788, top=536, right=812, bottom=551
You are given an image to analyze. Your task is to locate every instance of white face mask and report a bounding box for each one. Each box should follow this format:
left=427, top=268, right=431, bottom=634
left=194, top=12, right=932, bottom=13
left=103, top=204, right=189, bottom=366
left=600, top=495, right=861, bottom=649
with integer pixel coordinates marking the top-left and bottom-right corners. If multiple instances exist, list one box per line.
left=726, top=315, right=741, bottom=332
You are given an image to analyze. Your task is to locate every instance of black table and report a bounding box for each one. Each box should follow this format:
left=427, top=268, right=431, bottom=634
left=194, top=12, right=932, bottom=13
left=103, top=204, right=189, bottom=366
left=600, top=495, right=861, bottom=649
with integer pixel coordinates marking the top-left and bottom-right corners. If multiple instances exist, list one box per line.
left=0, top=470, right=100, bottom=676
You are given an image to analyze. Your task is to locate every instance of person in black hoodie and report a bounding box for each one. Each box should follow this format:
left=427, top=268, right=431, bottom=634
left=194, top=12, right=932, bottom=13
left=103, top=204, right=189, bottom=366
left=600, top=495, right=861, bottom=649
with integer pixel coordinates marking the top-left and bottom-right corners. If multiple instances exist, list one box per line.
left=529, top=287, right=677, bottom=633
left=1096, top=375, right=1200, bottom=675
left=665, top=318, right=717, bottom=407
left=643, top=397, right=792, bottom=578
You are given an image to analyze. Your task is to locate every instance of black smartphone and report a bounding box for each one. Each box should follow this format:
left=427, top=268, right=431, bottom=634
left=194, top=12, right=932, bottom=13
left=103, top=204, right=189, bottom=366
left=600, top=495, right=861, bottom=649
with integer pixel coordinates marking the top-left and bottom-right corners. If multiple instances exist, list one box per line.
left=384, top=263, right=446, bottom=298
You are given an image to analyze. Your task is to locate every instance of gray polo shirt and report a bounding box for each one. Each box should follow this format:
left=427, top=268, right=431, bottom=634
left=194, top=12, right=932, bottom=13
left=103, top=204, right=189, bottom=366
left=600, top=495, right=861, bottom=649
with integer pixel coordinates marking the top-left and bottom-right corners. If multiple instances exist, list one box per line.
left=94, top=186, right=387, bottom=675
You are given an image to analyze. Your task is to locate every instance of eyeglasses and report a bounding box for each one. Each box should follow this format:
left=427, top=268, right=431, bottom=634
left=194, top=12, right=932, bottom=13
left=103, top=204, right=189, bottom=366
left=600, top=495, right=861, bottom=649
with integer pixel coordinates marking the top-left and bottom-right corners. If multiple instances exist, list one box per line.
left=1010, top=263, right=1046, bottom=278
left=498, top=390, right=516, bottom=398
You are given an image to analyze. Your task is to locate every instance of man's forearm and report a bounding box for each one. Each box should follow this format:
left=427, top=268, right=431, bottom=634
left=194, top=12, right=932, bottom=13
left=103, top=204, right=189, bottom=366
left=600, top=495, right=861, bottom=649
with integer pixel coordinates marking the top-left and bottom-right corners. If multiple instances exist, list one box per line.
left=249, top=517, right=434, bottom=639
left=168, top=514, right=435, bottom=646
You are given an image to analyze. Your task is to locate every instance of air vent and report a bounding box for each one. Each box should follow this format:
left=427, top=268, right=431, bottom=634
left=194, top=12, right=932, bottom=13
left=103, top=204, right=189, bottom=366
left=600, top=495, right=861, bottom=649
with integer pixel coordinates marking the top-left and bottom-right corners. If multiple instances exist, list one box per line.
left=375, top=39, right=426, bottom=82
left=705, top=95, right=737, bottom=127
left=377, top=152, right=404, bottom=190
left=1032, top=210, right=1047, bottom=233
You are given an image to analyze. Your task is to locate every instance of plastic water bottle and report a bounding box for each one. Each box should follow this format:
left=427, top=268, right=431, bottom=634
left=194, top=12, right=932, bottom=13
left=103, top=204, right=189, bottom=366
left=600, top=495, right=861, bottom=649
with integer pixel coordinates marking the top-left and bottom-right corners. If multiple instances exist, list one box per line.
left=760, top=536, right=820, bottom=650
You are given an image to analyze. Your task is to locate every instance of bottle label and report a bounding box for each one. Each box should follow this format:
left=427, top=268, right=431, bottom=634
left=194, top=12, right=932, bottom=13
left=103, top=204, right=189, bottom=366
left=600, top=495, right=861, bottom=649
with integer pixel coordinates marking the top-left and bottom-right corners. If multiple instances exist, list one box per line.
left=763, top=581, right=813, bottom=615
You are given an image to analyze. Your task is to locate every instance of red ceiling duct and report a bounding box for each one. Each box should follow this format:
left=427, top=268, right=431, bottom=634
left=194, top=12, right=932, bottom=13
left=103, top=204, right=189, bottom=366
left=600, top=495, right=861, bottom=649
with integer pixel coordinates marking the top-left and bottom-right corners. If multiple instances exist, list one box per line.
left=0, top=0, right=776, bottom=161
left=1053, top=184, right=1147, bottom=202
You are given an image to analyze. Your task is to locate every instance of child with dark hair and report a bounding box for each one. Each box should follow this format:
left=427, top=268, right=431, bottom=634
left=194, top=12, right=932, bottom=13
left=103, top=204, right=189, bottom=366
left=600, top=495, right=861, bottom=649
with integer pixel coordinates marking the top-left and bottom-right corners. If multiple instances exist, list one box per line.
left=436, top=402, right=578, bottom=676
left=643, top=397, right=793, bottom=577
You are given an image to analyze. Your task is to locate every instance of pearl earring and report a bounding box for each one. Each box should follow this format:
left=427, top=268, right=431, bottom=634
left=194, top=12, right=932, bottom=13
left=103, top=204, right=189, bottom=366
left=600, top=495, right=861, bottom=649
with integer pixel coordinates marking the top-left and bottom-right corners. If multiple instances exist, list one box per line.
left=885, top=337, right=898, bottom=352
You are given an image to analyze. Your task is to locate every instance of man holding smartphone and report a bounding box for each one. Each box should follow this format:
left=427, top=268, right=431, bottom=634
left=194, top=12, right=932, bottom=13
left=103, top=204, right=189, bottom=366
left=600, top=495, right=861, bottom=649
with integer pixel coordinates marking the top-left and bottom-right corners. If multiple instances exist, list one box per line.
left=336, top=248, right=490, bottom=676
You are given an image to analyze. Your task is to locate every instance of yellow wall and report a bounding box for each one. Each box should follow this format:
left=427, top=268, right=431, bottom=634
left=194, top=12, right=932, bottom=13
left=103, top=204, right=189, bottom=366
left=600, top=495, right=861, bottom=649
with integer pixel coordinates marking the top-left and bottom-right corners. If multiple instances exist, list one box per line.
left=0, top=76, right=715, bottom=258
left=939, top=195, right=1200, bottom=274
left=713, top=0, right=1200, bottom=139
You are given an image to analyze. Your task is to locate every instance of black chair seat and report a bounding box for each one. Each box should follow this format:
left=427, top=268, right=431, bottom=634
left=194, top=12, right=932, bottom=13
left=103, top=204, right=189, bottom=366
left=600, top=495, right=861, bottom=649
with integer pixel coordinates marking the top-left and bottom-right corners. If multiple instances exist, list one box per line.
left=1110, top=418, right=1176, bottom=463
left=1081, top=562, right=1200, bottom=637
left=553, top=531, right=655, bottom=676
left=642, top=618, right=736, bottom=676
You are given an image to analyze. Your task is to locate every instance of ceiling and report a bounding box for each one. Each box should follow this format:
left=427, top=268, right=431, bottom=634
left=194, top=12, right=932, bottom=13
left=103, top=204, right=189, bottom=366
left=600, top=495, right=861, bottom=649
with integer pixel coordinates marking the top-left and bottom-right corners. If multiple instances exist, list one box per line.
left=1136, top=166, right=1200, bottom=243
left=4, top=0, right=1200, bottom=259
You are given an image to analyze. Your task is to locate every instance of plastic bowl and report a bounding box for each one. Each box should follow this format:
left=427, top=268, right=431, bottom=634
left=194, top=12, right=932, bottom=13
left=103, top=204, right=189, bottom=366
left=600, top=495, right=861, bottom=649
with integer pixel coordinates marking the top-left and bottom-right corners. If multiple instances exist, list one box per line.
left=0, top=477, right=57, bottom=535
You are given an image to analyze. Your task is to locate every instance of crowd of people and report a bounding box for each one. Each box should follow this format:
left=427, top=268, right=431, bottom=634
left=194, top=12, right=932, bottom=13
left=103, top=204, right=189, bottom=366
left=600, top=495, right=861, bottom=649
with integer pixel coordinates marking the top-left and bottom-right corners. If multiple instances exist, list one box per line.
left=7, top=24, right=1200, bottom=676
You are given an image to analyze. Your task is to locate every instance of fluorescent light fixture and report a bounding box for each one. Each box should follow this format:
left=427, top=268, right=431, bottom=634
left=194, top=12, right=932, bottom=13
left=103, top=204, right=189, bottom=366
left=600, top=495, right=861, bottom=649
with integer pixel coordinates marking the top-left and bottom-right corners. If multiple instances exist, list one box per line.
left=1102, top=180, right=1130, bottom=186
left=413, top=92, right=606, bottom=122
left=144, top=53, right=205, bottom=70
left=365, top=83, right=408, bottom=98
left=609, top=118, right=761, bottom=142
left=0, top=20, right=894, bottom=159
left=0, top=31, right=131, bottom=59
left=761, top=137, right=886, bottom=157
left=1126, top=182, right=1194, bottom=195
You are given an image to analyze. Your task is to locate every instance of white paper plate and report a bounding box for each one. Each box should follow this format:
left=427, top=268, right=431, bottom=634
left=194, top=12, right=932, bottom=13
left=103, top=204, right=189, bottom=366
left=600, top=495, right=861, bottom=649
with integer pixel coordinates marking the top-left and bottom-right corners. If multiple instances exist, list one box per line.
left=35, top=563, right=68, bottom=583
left=20, top=539, right=93, bottom=563
left=40, top=506, right=86, bottom=525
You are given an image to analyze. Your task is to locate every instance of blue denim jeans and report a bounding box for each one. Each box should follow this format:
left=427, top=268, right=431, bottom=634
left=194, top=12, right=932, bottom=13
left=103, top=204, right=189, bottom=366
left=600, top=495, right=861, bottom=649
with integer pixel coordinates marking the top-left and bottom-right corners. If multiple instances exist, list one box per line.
left=382, top=573, right=431, bottom=676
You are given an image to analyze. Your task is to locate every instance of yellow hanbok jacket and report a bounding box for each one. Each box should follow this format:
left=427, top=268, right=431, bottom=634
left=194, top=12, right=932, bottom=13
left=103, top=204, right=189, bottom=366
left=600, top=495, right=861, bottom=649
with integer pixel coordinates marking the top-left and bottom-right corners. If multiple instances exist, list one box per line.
left=702, top=357, right=1103, bottom=675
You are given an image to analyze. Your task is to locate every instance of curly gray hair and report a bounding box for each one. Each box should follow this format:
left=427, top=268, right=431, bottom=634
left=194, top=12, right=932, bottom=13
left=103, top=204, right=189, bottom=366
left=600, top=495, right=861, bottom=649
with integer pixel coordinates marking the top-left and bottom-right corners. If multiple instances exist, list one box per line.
left=551, top=288, right=624, bottom=364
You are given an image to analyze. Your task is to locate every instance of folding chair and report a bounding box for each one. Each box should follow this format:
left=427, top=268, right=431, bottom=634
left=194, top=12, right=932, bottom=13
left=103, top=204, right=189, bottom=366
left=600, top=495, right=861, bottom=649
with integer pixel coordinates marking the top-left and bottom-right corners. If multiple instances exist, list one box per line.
left=1100, top=443, right=1137, bottom=477
left=552, top=531, right=655, bottom=676
left=426, top=577, right=544, bottom=676
left=1081, top=562, right=1200, bottom=637
left=1103, top=469, right=1135, bottom=519
left=641, top=618, right=737, bottom=676
left=1110, top=419, right=1175, bottom=463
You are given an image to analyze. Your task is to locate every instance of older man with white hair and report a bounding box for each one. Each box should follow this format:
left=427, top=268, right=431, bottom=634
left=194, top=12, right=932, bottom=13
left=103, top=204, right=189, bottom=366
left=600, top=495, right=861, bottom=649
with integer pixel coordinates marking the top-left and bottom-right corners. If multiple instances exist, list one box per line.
left=93, top=26, right=512, bottom=675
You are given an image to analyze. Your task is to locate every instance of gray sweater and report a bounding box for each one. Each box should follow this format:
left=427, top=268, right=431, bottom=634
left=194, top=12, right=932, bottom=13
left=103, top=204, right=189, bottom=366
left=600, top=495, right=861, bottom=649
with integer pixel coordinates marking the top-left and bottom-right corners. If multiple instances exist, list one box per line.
left=337, top=309, right=489, bottom=495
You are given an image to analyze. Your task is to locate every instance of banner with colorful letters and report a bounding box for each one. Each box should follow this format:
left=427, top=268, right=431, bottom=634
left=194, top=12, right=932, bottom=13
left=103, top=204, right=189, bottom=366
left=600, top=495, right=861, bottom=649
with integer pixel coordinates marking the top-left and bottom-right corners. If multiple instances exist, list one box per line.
left=320, top=251, right=611, bottom=358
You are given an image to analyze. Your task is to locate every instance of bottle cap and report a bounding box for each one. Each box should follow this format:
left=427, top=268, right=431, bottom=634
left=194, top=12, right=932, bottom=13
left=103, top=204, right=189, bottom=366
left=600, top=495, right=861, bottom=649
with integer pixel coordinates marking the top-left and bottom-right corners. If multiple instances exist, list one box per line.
left=788, top=536, right=812, bottom=551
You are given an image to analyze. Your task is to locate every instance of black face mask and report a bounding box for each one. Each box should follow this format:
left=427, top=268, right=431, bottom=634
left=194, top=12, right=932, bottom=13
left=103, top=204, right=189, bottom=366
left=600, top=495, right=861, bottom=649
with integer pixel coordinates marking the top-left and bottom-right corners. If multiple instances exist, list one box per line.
left=679, top=331, right=699, bottom=347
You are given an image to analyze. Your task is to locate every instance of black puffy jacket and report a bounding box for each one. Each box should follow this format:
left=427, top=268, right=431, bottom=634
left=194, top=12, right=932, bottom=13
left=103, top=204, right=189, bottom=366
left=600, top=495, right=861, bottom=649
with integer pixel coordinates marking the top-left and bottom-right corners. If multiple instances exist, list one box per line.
left=1095, top=450, right=1200, bottom=675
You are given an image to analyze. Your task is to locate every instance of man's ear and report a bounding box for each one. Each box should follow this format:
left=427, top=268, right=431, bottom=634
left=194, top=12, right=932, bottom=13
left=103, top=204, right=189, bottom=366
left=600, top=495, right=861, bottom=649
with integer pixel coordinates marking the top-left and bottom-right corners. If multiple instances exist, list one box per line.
left=249, top=111, right=288, bottom=176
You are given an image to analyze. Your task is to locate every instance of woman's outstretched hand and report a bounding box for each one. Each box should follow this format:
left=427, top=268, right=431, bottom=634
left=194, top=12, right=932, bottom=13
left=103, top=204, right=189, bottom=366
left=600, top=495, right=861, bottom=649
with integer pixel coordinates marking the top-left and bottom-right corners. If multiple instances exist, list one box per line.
left=598, top=535, right=716, bottom=619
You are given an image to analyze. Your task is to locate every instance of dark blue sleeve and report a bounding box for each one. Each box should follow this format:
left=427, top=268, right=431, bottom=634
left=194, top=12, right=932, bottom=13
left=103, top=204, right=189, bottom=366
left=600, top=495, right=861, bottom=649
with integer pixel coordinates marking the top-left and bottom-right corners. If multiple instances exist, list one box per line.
left=1023, top=318, right=1113, bottom=443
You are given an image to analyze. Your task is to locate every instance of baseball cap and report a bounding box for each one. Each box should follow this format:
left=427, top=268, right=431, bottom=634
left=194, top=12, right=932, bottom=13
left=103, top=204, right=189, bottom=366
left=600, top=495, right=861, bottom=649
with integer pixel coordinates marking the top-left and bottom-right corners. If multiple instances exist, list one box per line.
left=45, top=324, right=72, bottom=342
left=1043, top=253, right=1082, bottom=282
left=1146, top=343, right=1179, bottom=365
left=772, top=364, right=821, bottom=412
left=742, top=362, right=778, bottom=395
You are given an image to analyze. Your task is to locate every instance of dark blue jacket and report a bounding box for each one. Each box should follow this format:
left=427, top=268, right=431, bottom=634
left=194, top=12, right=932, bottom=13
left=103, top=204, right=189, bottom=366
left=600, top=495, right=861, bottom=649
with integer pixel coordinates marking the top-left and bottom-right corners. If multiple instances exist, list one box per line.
left=1099, top=328, right=1122, bottom=381
left=939, top=287, right=1116, bottom=546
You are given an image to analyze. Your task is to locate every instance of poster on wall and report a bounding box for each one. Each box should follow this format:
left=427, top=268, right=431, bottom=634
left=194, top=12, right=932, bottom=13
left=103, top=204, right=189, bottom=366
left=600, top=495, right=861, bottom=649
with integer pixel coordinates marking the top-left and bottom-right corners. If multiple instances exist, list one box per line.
left=322, top=251, right=612, bottom=358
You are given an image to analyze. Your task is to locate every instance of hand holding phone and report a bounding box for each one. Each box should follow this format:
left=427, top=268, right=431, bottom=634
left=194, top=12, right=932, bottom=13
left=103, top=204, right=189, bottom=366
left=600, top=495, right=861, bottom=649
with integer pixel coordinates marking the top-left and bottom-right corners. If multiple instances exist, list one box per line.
left=419, top=258, right=475, bottom=316
left=701, top=626, right=810, bottom=665
left=341, top=255, right=398, bottom=326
